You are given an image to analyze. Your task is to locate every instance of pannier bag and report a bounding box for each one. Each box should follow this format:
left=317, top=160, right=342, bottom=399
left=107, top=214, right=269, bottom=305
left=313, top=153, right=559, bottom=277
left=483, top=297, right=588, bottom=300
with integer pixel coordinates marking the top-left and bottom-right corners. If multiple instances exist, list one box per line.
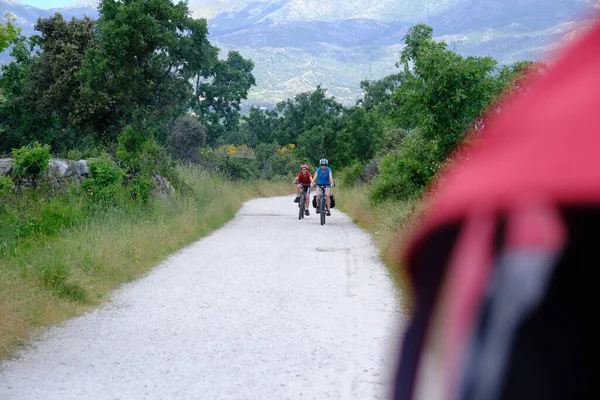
left=312, top=194, right=335, bottom=208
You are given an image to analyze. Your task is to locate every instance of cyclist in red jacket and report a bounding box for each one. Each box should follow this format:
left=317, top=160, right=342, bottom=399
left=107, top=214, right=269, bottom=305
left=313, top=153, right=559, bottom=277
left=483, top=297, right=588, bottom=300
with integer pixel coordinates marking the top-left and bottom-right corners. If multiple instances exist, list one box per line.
left=293, top=163, right=312, bottom=216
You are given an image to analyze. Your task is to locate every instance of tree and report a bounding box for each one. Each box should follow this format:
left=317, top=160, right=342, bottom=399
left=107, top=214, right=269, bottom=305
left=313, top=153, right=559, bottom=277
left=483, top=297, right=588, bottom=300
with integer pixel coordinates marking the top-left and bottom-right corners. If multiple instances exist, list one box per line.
left=393, top=24, right=498, bottom=157
left=358, top=73, right=403, bottom=114
left=297, top=125, right=327, bottom=166
left=0, top=21, right=19, bottom=52
left=0, top=34, right=36, bottom=152
left=273, top=86, right=343, bottom=146
left=340, top=106, right=383, bottom=163
left=368, top=24, right=540, bottom=201
left=78, top=0, right=218, bottom=140
left=193, top=51, right=256, bottom=146
left=16, top=14, right=96, bottom=151
left=166, top=115, right=207, bottom=162
left=241, top=106, right=280, bottom=147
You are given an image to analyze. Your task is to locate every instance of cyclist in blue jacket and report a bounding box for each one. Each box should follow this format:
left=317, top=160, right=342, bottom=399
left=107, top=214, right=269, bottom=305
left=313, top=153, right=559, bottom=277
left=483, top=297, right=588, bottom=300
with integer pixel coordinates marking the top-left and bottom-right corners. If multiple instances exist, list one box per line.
left=310, top=158, right=335, bottom=216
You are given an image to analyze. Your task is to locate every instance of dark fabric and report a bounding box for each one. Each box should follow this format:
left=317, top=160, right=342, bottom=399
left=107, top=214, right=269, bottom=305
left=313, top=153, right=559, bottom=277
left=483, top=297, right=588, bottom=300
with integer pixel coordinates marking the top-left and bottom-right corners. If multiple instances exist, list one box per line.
left=394, top=224, right=461, bottom=400
left=498, top=208, right=600, bottom=400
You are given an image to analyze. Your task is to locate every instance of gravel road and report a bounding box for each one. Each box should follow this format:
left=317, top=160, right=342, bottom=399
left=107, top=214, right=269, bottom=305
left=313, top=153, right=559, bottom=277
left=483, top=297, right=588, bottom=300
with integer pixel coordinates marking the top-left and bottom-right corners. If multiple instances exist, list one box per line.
left=0, top=196, right=404, bottom=400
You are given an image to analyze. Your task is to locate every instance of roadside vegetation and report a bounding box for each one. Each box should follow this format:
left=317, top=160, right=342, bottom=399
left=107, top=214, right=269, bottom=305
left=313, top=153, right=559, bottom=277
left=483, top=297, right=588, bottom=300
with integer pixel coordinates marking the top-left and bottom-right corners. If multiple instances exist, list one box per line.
left=1, top=1, right=544, bottom=358
left=0, top=160, right=288, bottom=359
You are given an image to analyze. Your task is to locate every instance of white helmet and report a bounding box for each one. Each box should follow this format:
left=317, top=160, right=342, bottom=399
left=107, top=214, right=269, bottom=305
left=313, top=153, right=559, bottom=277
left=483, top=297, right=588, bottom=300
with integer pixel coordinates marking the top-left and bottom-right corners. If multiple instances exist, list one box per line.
left=319, top=158, right=328, bottom=166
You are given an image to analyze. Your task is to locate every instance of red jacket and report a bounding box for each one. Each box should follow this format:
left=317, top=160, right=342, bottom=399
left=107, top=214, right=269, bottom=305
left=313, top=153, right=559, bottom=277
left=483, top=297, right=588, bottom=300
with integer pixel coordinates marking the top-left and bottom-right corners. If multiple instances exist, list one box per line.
left=296, top=172, right=312, bottom=185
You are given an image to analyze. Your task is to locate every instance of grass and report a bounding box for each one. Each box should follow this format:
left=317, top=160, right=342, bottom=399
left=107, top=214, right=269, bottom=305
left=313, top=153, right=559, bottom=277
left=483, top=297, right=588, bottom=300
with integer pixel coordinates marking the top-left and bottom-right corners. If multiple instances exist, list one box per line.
left=0, top=164, right=290, bottom=360
left=335, top=184, right=425, bottom=313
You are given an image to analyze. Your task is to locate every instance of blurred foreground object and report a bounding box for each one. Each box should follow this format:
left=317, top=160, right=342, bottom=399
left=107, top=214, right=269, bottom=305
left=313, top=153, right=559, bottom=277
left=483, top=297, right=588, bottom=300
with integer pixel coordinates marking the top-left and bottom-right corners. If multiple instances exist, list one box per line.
left=393, top=13, right=600, bottom=400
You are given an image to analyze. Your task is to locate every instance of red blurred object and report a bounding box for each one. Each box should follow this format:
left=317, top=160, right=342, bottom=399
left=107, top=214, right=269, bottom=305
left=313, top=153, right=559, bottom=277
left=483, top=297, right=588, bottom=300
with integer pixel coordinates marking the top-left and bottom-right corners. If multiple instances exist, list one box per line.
left=394, top=15, right=600, bottom=400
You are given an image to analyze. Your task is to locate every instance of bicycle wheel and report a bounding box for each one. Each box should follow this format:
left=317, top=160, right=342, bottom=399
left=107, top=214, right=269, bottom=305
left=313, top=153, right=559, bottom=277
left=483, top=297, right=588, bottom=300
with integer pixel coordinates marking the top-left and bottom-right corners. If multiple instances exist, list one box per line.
left=320, top=193, right=326, bottom=225
left=298, top=192, right=305, bottom=220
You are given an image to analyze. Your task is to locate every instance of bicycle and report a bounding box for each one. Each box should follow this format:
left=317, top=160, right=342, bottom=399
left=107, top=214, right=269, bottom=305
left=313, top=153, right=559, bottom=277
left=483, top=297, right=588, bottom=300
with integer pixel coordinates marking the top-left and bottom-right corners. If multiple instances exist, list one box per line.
left=297, top=184, right=310, bottom=220
left=316, top=184, right=332, bottom=225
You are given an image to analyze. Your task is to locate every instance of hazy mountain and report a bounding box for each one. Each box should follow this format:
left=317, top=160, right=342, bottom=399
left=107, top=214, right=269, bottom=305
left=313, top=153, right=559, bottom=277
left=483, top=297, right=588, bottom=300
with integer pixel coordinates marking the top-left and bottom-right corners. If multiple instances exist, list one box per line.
left=1, top=0, right=597, bottom=106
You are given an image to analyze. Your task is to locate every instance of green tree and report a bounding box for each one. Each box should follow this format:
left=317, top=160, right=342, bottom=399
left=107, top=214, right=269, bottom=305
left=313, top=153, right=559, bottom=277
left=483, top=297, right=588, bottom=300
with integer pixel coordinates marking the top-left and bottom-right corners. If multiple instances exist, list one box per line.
left=15, top=14, right=96, bottom=151
left=364, top=24, right=542, bottom=202
left=166, top=115, right=207, bottom=162
left=254, top=141, right=278, bottom=177
left=193, top=51, right=256, bottom=146
left=296, top=125, right=327, bottom=166
left=0, top=20, right=19, bottom=52
left=393, top=23, right=498, bottom=158
left=358, top=73, right=402, bottom=114
left=273, top=86, right=343, bottom=146
left=0, top=34, right=35, bottom=152
left=240, top=106, right=280, bottom=147
left=339, top=106, right=383, bottom=163
left=78, top=0, right=217, bottom=140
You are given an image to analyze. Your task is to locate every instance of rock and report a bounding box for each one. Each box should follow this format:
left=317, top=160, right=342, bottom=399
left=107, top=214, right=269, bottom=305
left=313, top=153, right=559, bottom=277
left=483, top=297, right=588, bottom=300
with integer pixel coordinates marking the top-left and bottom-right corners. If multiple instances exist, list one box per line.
left=66, top=160, right=89, bottom=177
left=47, top=159, right=69, bottom=177
left=152, top=174, right=176, bottom=200
left=1, top=157, right=174, bottom=200
left=0, top=159, right=12, bottom=176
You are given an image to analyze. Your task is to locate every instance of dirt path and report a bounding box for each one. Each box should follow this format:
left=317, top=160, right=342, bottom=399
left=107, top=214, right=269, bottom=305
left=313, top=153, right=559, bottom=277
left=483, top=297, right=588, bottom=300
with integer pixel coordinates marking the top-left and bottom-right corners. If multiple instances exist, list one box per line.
left=0, top=196, right=404, bottom=399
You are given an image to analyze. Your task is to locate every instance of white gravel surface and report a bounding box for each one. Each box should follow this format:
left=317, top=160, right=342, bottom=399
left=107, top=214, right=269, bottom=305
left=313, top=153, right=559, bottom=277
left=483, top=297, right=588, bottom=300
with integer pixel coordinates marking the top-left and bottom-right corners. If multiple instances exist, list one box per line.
left=0, top=196, right=404, bottom=400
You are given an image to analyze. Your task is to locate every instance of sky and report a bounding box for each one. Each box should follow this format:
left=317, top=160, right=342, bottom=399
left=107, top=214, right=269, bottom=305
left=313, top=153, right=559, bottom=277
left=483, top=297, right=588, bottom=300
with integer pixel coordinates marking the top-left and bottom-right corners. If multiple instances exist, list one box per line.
left=19, top=0, right=81, bottom=9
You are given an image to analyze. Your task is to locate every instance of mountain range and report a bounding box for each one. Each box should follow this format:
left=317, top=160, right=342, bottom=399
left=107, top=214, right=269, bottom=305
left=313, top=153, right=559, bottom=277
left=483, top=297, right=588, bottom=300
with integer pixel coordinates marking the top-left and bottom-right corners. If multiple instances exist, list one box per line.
left=1, top=0, right=598, bottom=106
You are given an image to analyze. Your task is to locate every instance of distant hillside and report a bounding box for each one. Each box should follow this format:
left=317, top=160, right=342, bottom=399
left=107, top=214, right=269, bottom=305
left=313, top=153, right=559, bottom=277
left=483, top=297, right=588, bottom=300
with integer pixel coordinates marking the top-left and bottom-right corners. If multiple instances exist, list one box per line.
left=1, top=0, right=597, bottom=106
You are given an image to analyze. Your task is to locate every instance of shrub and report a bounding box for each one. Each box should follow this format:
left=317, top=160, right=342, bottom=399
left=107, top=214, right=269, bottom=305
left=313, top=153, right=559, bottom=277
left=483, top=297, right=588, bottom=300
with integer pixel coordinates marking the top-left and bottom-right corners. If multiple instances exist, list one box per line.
left=38, top=195, right=86, bottom=236
left=0, top=175, right=13, bottom=197
left=219, top=156, right=258, bottom=181
left=166, top=115, right=207, bottom=162
left=339, top=162, right=366, bottom=187
left=11, top=142, right=51, bottom=179
left=361, top=159, right=379, bottom=184
left=197, top=146, right=221, bottom=170
left=369, top=130, right=440, bottom=202
left=127, top=174, right=153, bottom=203
left=65, top=147, right=100, bottom=161
left=381, top=128, right=409, bottom=152
left=272, top=145, right=301, bottom=178
left=140, top=139, right=177, bottom=182
left=81, top=156, right=124, bottom=204
left=116, top=125, right=147, bottom=173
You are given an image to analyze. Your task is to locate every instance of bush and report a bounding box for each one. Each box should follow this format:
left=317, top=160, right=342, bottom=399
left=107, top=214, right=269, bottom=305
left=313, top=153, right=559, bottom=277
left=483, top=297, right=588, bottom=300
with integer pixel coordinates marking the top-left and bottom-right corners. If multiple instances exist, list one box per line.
left=361, top=159, right=379, bottom=184
left=127, top=174, right=153, bottom=203
left=81, top=156, right=124, bottom=204
left=219, top=156, right=258, bottom=181
left=197, top=146, right=221, bottom=170
left=65, top=147, right=100, bottom=161
left=38, top=195, right=86, bottom=236
left=0, top=175, right=13, bottom=197
left=339, top=162, right=366, bottom=187
left=116, top=125, right=179, bottom=195
left=116, top=125, right=147, bottom=173
left=166, top=115, right=207, bottom=162
left=273, top=144, right=301, bottom=178
left=11, top=142, right=51, bottom=179
left=369, top=130, right=440, bottom=202
left=139, top=139, right=177, bottom=185
left=381, top=128, right=409, bottom=152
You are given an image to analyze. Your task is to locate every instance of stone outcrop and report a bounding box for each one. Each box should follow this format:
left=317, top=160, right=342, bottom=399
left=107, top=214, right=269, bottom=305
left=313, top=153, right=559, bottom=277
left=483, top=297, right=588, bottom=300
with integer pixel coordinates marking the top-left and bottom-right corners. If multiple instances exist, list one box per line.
left=152, top=174, right=176, bottom=200
left=0, top=158, right=13, bottom=176
left=0, top=158, right=90, bottom=180
left=1, top=158, right=174, bottom=199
